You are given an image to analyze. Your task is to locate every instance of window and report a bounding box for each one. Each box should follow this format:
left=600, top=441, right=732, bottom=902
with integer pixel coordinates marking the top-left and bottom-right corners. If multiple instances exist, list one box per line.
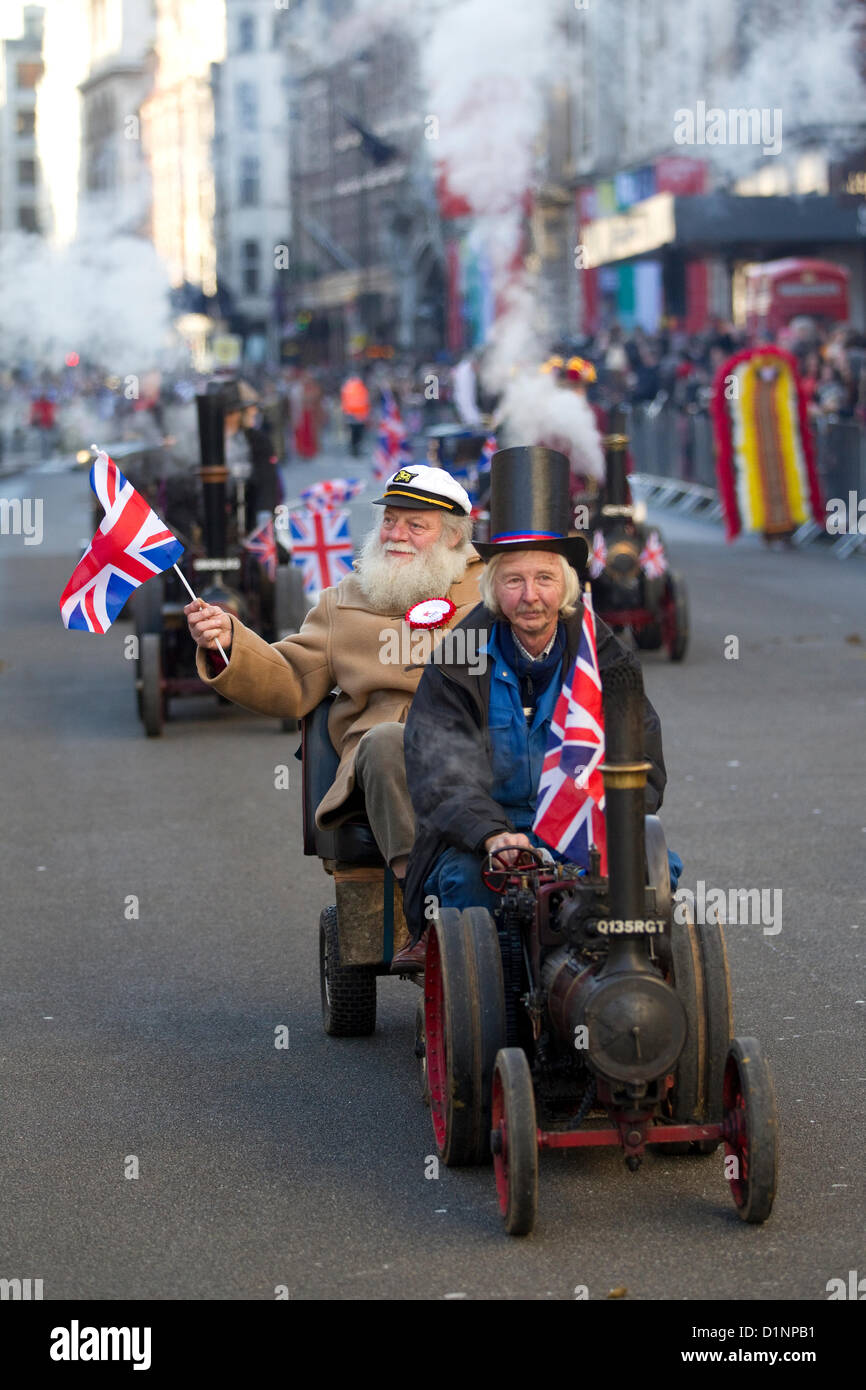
left=16, top=109, right=36, bottom=137
left=239, top=156, right=260, bottom=206
left=16, top=62, right=42, bottom=89
left=18, top=206, right=38, bottom=232
left=237, top=82, right=257, bottom=132
left=17, top=158, right=36, bottom=186
left=238, top=15, right=255, bottom=52
left=241, top=240, right=260, bottom=294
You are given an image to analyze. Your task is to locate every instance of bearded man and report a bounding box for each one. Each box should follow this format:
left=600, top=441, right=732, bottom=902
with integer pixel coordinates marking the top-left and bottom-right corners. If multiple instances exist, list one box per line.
left=185, top=465, right=482, bottom=886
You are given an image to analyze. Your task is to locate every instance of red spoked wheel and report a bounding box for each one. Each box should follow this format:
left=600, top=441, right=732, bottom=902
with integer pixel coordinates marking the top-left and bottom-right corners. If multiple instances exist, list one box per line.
left=723, top=1037, right=778, bottom=1223
left=491, top=1048, right=538, bottom=1237
left=424, top=907, right=506, bottom=1166
left=481, top=846, right=548, bottom=895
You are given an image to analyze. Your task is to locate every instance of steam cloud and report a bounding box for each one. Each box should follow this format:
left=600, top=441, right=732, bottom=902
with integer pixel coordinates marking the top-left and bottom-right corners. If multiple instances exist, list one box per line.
left=0, top=233, right=174, bottom=375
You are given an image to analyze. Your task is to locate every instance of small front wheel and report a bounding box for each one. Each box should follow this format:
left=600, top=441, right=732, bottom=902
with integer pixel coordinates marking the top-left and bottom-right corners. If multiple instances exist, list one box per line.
left=723, top=1037, right=778, bottom=1223
left=491, top=1048, right=538, bottom=1237
left=319, top=905, right=377, bottom=1037
left=414, top=994, right=429, bottom=1106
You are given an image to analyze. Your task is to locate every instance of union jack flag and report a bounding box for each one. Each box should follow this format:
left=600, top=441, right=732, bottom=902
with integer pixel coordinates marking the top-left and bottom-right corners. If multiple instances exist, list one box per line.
left=589, top=529, right=607, bottom=578
left=242, top=516, right=277, bottom=582
left=479, top=433, right=496, bottom=471
left=533, top=590, right=607, bottom=874
left=300, top=478, right=365, bottom=513
left=59, top=449, right=183, bottom=633
left=639, top=529, right=668, bottom=579
left=288, top=507, right=354, bottom=595
left=372, top=389, right=412, bottom=481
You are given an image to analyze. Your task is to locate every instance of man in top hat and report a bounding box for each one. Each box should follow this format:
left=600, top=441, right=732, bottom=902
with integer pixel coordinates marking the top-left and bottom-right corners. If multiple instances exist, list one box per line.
left=394, top=446, right=667, bottom=971
left=184, top=464, right=482, bottom=885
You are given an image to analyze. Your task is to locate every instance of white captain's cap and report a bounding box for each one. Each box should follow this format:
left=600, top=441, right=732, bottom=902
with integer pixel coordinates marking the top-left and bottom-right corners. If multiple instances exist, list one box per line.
left=372, top=464, right=472, bottom=516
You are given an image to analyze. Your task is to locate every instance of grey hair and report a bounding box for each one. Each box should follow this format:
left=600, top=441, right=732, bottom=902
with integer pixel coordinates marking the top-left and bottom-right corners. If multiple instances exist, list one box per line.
left=478, top=550, right=581, bottom=618
left=441, top=511, right=475, bottom=551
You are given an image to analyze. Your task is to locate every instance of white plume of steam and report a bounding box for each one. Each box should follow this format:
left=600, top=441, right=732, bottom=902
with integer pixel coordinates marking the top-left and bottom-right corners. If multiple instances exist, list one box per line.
left=0, top=232, right=176, bottom=374
left=584, top=0, right=866, bottom=178
left=420, top=0, right=602, bottom=476
left=709, top=4, right=865, bottom=172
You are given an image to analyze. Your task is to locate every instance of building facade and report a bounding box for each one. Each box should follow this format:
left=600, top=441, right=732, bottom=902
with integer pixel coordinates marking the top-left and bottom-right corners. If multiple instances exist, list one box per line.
left=77, top=0, right=155, bottom=239
left=211, top=0, right=292, bottom=364
left=283, top=0, right=445, bottom=366
left=562, top=0, right=866, bottom=335
left=0, top=5, right=45, bottom=235
left=140, top=0, right=225, bottom=296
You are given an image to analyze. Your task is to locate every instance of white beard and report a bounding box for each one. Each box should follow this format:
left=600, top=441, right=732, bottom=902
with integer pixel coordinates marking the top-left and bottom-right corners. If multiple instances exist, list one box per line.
left=355, top=526, right=469, bottom=613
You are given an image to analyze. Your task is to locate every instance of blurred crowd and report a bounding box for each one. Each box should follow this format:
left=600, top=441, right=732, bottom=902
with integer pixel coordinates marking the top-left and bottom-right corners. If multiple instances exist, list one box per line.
left=571, top=319, right=866, bottom=424
left=3, top=314, right=865, bottom=474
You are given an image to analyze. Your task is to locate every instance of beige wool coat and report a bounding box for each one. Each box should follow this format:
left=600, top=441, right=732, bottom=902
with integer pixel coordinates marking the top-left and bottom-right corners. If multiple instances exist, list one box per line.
left=196, top=553, right=484, bottom=827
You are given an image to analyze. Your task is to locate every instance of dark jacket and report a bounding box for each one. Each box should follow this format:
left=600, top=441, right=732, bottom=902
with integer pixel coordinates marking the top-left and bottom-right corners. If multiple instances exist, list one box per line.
left=245, top=426, right=279, bottom=512
left=402, top=602, right=667, bottom=936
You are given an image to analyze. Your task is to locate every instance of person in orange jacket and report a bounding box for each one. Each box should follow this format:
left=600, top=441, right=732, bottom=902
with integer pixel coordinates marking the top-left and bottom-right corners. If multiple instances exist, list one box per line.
left=340, top=370, right=371, bottom=456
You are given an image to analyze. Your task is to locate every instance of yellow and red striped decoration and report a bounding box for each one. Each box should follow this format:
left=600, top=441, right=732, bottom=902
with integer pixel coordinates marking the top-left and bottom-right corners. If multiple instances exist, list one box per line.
left=710, top=345, right=822, bottom=540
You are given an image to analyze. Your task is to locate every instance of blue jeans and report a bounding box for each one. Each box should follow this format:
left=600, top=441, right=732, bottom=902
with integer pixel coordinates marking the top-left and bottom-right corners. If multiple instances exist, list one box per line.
left=425, top=844, right=684, bottom=916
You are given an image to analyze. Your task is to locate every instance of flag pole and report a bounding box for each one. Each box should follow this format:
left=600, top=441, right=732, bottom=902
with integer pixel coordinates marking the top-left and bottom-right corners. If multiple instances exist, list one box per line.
left=173, top=564, right=229, bottom=664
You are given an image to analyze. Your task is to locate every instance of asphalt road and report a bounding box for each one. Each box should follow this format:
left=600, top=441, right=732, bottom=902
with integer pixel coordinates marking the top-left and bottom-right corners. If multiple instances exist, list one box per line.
left=1, top=448, right=864, bottom=1301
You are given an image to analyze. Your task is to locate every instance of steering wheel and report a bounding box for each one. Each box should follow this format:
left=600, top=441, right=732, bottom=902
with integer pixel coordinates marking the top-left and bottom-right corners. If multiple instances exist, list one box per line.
left=481, top=844, right=549, bottom=895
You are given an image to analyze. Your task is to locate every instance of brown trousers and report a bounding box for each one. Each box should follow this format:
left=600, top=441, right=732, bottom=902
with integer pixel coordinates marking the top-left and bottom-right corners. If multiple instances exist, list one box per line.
left=352, top=722, right=415, bottom=870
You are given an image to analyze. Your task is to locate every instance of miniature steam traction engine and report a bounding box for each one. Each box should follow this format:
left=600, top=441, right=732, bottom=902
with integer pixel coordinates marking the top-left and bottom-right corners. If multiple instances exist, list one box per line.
left=582, top=410, right=689, bottom=662
left=421, top=661, right=777, bottom=1235
left=130, top=383, right=305, bottom=736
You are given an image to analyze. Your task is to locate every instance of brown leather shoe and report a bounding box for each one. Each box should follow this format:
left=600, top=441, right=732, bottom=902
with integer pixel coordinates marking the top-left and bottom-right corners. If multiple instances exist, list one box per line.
left=390, top=928, right=429, bottom=975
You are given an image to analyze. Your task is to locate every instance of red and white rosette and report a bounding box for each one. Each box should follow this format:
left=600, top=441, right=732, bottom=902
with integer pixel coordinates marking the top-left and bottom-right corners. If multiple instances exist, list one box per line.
left=405, top=597, right=456, bottom=630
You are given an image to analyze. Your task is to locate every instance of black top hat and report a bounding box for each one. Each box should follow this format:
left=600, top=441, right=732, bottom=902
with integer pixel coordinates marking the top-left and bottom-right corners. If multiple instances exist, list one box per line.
left=474, top=446, right=588, bottom=571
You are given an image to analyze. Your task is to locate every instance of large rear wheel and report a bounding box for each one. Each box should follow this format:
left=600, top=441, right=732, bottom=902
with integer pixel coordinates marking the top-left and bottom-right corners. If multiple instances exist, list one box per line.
left=425, top=906, right=506, bottom=1166
left=695, top=915, right=733, bottom=1149
left=666, top=910, right=706, bottom=1129
left=663, top=572, right=689, bottom=662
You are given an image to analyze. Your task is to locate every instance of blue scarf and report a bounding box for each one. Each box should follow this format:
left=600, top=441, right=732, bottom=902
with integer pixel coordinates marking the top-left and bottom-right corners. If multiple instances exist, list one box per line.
left=496, top=621, right=567, bottom=720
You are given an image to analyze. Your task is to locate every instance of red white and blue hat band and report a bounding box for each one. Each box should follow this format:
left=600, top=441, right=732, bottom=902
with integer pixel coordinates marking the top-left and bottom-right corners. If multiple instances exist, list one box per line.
left=491, top=531, right=564, bottom=543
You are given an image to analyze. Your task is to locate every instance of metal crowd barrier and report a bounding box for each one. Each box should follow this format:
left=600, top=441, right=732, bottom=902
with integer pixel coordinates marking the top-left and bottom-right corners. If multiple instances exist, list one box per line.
left=623, top=403, right=865, bottom=558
